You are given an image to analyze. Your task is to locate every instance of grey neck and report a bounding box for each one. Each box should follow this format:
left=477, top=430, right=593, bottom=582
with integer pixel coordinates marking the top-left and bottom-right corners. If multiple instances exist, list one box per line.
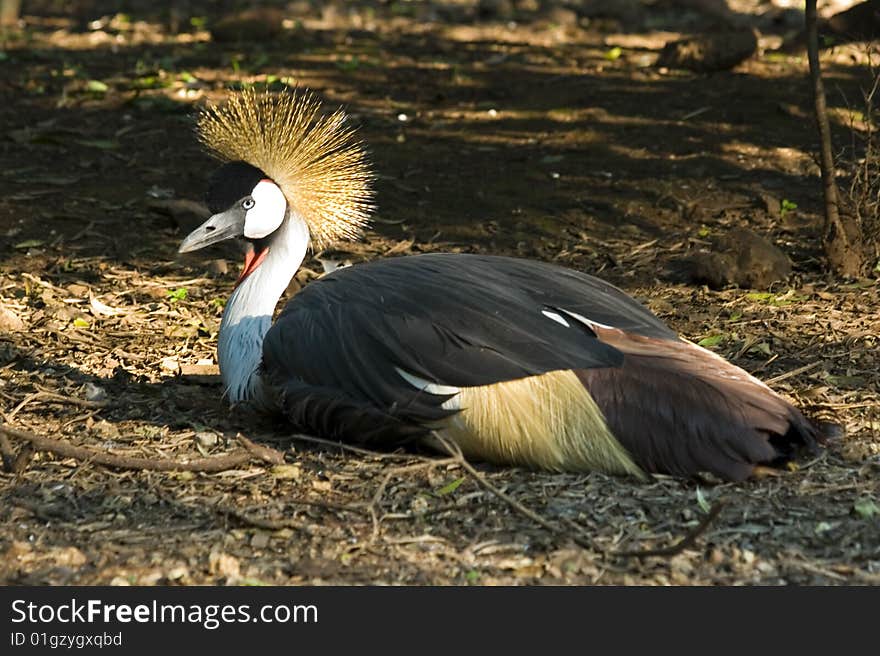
left=218, top=211, right=310, bottom=405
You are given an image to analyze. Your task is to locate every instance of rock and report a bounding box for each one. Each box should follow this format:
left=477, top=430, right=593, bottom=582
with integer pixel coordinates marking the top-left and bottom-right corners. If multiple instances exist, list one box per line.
left=686, top=228, right=792, bottom=289
left=210, top=7, right=284, bottom=43
left=656, top=27, right=758, bottom=73
left=250, top=532, right=270, bottom=549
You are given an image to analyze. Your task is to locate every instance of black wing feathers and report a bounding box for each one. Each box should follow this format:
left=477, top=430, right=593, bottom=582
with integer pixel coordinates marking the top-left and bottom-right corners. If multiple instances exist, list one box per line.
left=263, top=253, right=662, bottom=436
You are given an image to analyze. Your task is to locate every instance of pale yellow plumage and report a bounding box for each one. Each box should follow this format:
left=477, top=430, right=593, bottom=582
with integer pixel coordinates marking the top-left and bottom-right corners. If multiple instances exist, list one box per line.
left=435, top=370, right=646, bottom=478
left=197, top=87, right=374, bottom=250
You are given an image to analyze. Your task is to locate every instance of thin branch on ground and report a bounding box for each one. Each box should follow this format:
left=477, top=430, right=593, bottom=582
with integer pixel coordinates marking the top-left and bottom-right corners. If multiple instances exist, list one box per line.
left=286, top=431, right=433, bottom=462
left=433, top=431, right=729, bottom=559
left=0, top=423, right=275, bottom=473
left=368, top=457, right=457, bottom=540
left=7, top=390, right=107, bottom=422
left=614, top=501, right=726, bottom=559
left=764, top=361, right=822, bottom=385
left=236, top=433, right=285, bottom=465
left=431, top=432, right=596, bottom=549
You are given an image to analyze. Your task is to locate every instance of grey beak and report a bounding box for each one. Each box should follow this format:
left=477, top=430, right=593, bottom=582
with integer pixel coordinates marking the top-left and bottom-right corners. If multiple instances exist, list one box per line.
left=178, top=209, right=245, bottom=253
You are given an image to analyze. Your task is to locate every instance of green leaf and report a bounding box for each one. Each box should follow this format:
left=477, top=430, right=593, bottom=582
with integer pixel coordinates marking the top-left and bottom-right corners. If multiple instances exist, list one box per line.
left=695, top=487, right=711, bottom=514
left=749, top=341, right=772, bottom=356
left=780, top=199, right=797, bottom=218
left=167, top=288, right=188, bottom=303
left=604, top=47, right=622, bottom=61
left=86, top=79, right=108, bottom=93
left=697, top=334, right=723, bottom=348
left=435, top=476, right=465, bottom=496
left=238, top=578, right=269, bottom=586
left=13, top=239, right=45, bottom=249
left=853, top=498, right=879, bottom=519
left=72, top=317, right=90, bottom=328
left=0, top=52, right=8, bottom=62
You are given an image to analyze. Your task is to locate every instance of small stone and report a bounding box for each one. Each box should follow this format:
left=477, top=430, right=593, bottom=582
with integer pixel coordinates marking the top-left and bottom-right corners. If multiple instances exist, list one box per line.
left=83, top=382, right=107, bottom=402
left=250, top=532, right=270, bottom=549
left=656, top=28, right=758, bottom=73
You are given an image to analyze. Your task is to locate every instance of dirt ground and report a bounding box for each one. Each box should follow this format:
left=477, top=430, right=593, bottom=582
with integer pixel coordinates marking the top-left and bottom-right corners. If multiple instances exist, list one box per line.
left=0, top=0, right=878, bottom=585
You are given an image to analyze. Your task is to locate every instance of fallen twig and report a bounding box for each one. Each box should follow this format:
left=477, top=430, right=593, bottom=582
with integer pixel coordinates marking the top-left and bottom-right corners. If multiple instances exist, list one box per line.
left=236, top=433, right=285, bottom=465
left=7, top=391, right=107, bottom=422
left=614, top=501, right=726, bottom=559
left=368, top=458, right=457, bottom=540
left=287, top=431, right=436, bottom=462
left=0, top=423, right=273, bottom=473
left=764, top=361, right=822, bottom=385
left=431, top=432, right=595, bottom=549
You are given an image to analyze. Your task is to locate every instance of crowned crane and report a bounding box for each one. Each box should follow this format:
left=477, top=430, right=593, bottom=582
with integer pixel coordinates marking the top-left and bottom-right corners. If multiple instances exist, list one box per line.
left=178, top=88, right=824, bottom=482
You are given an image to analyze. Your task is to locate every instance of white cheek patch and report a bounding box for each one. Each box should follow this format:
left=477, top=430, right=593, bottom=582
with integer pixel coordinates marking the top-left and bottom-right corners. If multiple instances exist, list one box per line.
left=243, top=180, right=287, bottom=239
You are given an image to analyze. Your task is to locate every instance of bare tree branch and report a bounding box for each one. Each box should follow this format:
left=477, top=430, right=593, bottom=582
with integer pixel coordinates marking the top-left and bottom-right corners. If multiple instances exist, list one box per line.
left=806, top=0, right=864, bottom=277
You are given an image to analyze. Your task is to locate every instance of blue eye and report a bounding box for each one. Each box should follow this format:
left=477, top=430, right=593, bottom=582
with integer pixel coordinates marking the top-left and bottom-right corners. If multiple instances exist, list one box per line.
left=242, top=197, right=255, bottom=210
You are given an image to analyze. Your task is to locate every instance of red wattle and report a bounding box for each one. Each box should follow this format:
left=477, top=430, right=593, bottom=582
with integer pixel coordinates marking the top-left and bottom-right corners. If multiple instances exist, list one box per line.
left=235, top=247, right=269, bottom=288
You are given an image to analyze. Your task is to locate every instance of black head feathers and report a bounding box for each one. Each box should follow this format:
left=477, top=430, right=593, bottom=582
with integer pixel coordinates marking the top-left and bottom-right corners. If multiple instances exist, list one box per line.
left=205, top=161, right=268, bottom=214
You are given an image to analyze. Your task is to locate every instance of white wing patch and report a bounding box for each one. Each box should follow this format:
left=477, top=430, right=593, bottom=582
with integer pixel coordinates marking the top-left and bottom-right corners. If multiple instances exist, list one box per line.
left=558, top=308, right=616, bottom=332
left=541, top=309, right=570, bottom=327
left=395, top=368, right=461, bottom=396
left=244, top=180, right=287, bottom=239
